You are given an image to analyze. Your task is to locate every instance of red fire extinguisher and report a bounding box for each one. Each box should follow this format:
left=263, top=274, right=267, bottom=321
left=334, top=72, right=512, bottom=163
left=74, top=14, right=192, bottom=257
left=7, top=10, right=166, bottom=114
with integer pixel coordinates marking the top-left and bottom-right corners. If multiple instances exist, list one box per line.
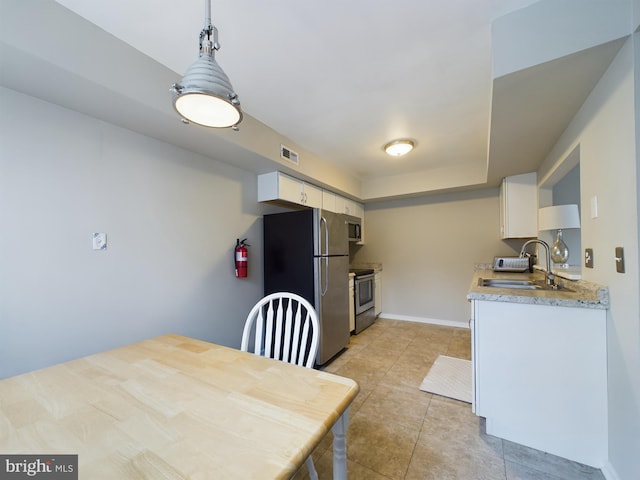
left=234, top=238, right=249, bottom=278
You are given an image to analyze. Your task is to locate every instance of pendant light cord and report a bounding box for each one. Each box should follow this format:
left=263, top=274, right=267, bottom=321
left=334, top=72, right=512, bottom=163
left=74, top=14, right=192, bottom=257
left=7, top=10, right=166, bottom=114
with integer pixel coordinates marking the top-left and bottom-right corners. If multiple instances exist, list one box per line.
left=205, top=0, right=211, bottom=27
left=199, top=0, right=218, bottom=54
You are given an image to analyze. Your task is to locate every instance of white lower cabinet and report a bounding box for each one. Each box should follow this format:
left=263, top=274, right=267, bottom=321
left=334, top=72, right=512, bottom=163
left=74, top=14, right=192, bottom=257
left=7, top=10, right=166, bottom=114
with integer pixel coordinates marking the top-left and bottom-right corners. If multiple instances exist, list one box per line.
left=374, top=272, right=382, bottom=317
left=471, top=300, right=607, bottom=468
left=348, top=276, right=355, bottom=333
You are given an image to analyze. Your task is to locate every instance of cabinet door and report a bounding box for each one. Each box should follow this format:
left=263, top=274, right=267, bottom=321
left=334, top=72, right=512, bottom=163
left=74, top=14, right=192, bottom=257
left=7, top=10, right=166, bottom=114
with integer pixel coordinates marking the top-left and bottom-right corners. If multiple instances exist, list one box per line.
left=303, top=182, right=323, bottom=208
left=470, top=301, right=477, bottom=414
left=277, top=174, right=305, bottom=205
left=334, top=196, right=348, bottom=215
left=374, top=272, right=381, bottom=317
left=323, top=191, right=337, bottom=212
left=500, top=172, right=537, bottom=239
left=351, top=201, right=364, bottom=219
left=349, top=277, right=355, bottom=332
left=335, top=196, right=362, bottom=217
left=475, top=300, right=607, bottom=465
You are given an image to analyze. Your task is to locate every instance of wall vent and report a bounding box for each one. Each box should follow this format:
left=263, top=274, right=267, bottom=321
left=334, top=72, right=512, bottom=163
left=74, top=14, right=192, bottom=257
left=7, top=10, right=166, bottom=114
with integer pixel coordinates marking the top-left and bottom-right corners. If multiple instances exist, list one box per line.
left=280, top=144, right=299, bottom=165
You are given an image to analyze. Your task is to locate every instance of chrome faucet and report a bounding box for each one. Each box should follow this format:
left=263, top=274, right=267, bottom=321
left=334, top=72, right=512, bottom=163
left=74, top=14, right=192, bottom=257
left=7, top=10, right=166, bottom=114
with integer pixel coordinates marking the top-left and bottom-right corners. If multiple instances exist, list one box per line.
left=520, top=239, right=555, bottom=286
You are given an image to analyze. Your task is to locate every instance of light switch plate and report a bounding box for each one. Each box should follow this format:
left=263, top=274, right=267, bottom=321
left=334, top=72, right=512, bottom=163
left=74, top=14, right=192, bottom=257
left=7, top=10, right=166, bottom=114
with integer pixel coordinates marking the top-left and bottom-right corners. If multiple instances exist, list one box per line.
left=92, top=232, right=107, bottom=250
left=615, top=247, right=625, bottom=273
left=585, top=248, right=594, bottom=268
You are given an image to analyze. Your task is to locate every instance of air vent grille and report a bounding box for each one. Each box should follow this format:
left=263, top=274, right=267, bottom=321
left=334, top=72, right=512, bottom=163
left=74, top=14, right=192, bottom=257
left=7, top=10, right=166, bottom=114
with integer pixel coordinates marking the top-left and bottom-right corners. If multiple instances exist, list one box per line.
left=280, top=144, right=299, bottom=165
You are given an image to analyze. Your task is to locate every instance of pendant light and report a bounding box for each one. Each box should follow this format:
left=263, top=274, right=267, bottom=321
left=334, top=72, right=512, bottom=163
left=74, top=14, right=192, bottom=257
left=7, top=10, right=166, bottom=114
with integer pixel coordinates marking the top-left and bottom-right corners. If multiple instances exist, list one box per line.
left=170, top=0, right=242, bottom=128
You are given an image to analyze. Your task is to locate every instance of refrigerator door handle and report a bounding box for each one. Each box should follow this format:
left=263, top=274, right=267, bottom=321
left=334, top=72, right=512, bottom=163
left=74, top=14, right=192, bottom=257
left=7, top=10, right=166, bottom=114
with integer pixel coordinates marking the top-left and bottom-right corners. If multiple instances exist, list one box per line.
left=320, top=214, right=329, bottom=296
left=320, top=215, right=329, bottom=257
left=322, top=256, right=329, bottom=296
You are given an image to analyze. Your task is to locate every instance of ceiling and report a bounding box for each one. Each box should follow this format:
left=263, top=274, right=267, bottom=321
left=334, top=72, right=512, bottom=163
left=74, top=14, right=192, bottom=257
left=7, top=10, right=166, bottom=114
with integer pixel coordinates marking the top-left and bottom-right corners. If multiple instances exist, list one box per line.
left=1, top=0, right=627, bottom=201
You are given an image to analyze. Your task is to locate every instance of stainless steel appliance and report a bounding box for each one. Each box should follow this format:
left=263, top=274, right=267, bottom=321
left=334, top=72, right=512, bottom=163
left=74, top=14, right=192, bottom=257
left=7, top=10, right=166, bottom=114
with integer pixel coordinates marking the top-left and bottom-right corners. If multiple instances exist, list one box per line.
left=351, top=268, right=375, bottom=333
left=344, top=214, right=362, bottom=242
left=263, top=209, right=350, bottom=364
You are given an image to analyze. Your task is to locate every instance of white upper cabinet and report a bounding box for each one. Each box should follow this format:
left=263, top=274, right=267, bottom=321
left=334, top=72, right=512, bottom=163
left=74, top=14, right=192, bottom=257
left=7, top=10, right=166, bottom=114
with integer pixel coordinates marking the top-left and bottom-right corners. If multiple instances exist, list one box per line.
left=500, top=172, right=537, bottom=239
left=322, top=191, right=337, bottom=212
left=258, top=172, right=364, bottom=221
left=335, top=196, right=363, bottom=218
left=258, top=172, right=322, bottom=208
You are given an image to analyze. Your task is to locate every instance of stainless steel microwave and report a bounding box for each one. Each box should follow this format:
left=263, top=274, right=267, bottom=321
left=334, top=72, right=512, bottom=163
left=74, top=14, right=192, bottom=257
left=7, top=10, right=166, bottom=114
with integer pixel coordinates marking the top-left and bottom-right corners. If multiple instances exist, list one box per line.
left=344, top=214, right=362, bottom=242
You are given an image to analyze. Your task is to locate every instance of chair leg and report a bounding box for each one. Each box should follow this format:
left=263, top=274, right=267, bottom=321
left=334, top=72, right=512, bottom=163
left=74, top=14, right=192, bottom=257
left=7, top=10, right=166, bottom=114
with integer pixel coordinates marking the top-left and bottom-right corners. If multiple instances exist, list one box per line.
left=305, top=456, right=318, bottom=480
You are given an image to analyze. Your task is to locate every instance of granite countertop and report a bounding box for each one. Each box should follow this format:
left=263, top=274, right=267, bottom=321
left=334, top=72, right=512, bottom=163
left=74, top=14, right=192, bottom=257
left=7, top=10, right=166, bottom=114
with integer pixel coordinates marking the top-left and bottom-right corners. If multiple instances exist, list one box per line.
left=467, top=269, right=609, bottom=309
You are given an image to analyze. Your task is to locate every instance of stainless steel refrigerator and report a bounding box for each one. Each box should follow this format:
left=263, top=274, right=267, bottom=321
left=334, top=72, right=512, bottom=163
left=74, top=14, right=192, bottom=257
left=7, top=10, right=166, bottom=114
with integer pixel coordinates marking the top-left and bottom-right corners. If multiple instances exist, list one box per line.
left=263, top=209, right=350, bottom=365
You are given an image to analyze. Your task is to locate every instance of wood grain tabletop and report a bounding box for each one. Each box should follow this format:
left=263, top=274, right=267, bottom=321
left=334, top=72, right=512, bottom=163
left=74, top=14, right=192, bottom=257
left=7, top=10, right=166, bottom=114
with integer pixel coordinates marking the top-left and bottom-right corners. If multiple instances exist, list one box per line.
left=0, top=334, right=359, bottom=479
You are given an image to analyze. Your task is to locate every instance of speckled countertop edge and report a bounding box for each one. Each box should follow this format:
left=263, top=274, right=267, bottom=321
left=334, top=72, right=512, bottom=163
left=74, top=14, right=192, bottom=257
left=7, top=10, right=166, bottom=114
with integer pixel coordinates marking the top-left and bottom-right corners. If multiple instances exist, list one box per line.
left=467, top=269, right=609, bottom=310
left=350, top=262, right=383, bottom=272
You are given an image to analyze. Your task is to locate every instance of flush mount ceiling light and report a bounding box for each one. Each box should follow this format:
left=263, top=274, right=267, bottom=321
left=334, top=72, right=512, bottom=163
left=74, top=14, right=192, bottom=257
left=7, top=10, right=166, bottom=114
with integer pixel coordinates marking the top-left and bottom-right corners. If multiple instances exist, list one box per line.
left=170, top=0, right=242, bottom=128
left=384, top=139, right=415, bottom=157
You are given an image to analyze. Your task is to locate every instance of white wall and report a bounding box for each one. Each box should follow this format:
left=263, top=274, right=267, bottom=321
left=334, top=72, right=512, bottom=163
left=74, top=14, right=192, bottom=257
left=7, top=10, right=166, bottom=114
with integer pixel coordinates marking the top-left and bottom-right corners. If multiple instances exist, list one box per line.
left=352, top=189, right=519, bottom=326
left=538, top=37, right=639, bottom=480
left=0, top=87, right=268, bottom=379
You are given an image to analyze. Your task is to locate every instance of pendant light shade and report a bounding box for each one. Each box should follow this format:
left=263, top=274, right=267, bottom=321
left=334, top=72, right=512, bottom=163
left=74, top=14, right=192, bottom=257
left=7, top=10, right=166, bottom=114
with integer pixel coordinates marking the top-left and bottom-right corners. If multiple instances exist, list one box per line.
left=170, top=1, right=242, bottom=128
left=538, top=204, right=581, bottom=265
left=538, top=205, right=581, bottom=231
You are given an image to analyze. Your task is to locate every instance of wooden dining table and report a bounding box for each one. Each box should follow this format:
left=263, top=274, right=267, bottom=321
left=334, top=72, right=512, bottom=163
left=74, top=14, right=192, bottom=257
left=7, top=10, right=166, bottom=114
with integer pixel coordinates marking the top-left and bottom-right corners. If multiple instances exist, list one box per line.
left=0, top=334, right=359, bottom=479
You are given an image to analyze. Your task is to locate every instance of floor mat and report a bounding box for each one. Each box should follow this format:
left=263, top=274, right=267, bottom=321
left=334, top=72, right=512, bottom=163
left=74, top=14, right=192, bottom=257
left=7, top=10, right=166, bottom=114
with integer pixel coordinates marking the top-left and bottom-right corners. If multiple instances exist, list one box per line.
left=419, top=355, right=472, bottom=403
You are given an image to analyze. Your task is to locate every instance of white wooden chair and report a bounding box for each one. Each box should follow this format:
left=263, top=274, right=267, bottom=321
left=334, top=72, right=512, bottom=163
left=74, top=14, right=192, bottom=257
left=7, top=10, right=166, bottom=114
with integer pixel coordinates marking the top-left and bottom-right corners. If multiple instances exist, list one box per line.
left=241, top=292, right=320, bottom=479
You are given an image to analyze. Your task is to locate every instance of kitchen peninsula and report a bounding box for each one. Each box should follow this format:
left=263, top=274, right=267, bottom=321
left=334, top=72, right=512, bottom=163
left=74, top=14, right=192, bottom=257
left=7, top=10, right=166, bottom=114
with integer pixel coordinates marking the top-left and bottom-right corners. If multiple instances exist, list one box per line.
left=467, top=269, right=609, bottom=468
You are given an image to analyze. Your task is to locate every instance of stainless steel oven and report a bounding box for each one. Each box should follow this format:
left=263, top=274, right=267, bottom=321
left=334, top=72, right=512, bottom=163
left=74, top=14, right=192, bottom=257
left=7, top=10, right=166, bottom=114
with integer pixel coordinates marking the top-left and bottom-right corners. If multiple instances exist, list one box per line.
left=351, top=269, right=375, bottom=333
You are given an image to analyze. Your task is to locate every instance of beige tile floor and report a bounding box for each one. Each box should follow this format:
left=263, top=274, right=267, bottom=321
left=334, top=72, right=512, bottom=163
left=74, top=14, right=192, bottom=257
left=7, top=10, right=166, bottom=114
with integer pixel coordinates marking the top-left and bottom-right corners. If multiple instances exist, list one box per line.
left=297, top=318, right=605, bottom=480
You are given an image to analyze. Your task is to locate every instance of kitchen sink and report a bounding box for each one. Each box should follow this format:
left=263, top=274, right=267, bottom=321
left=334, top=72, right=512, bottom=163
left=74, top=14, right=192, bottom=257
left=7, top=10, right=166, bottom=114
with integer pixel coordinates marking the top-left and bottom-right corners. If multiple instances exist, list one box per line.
left=479, top=278, right=538, bottom=289
left=478, top=278, right=574, bottom=292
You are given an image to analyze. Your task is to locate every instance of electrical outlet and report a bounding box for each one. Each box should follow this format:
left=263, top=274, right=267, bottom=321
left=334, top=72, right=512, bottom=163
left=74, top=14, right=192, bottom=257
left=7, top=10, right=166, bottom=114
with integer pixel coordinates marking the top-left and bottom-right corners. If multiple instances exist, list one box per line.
left=585, top=248, right=594, bottom=268
left=615, top=247, right=625, bottom=273
left=92, top=232, right=107, bottom=250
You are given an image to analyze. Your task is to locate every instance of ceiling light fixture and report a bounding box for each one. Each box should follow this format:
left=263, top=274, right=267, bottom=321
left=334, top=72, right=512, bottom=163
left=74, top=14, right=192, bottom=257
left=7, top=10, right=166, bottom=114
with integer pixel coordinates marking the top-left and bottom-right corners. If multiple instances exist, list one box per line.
left=170, top=0, right=242, bottom=129
left=384, top=139, right=415, bottom=157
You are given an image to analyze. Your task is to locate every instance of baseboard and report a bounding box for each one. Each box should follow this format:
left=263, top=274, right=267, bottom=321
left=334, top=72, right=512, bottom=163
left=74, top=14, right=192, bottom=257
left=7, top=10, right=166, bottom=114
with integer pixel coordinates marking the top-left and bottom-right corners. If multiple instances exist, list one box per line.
left=378, top=313, right=469, bottom=329
left=600, top=461, right=621, bottom=480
